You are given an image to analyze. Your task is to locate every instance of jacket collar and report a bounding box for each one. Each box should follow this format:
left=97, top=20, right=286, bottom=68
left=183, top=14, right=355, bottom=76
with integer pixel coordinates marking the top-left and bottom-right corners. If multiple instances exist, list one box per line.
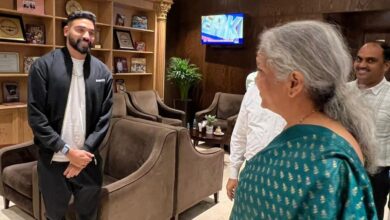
left=61, top=47, right=91, bottom=78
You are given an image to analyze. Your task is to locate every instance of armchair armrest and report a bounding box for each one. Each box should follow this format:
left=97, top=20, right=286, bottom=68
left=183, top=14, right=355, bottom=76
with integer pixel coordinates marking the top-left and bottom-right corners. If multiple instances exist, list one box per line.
left=125, top=93, right=159, bottom=121
left=226, top=114, right=239, bottom=135
left=0, top=141, right=37, bottom=197
left=157, top=101, right=185, bottom=126
left=0, top=141, right=37, bottom=172
left=195, top=92, right=220, bottom=122
left=32, top=164, right=41, bottom=219
left=174, top=128, right=224, bottom=214
left=99, top=130, right=176, bottom=220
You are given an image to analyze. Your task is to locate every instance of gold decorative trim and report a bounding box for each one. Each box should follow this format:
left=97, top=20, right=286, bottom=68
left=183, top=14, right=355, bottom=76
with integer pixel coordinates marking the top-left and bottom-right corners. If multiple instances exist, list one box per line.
left=155, top=1, right=172, bottom=20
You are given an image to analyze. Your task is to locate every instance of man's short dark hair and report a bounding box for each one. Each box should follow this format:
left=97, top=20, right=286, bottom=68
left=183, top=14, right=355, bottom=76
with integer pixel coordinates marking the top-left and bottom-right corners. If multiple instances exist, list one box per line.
left=368, top=41, right=390, bottom=61
left=380, top=42, right=390, bottom=61
left=66, top=11, right=96, bottom=25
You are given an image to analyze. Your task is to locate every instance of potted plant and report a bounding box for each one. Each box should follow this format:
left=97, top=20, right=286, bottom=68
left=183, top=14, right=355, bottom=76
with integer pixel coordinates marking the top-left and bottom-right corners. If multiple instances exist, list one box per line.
left=166, top=57, right=202, bottom=101
left=204, top=114, right=217, bottom=134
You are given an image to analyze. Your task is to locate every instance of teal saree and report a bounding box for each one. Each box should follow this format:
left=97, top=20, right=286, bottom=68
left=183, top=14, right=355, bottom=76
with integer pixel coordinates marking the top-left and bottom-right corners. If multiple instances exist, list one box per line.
left=230, top=125, right=377, bottom=220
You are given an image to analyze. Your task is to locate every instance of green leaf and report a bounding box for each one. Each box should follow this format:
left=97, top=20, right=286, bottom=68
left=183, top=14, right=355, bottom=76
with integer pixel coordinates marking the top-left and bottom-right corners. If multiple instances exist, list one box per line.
left=166, top=57, right=202, bottom=100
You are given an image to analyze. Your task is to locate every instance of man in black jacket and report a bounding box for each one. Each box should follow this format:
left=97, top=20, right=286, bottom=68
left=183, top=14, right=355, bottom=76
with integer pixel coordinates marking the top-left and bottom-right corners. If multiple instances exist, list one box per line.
left=28, top=11, right=113, bottom=220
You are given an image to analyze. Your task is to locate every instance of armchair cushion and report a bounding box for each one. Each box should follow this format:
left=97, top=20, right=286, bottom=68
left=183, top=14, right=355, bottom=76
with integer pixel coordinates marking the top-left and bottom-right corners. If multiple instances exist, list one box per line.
left=161, top=117, right=182, bottom=126
left=2, top=161, right=36, bottom=199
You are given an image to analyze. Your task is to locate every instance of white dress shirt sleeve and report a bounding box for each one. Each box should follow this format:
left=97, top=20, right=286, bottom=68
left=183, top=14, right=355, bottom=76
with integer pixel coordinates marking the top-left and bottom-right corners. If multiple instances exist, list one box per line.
left=229, top=92, right=249, bottom=179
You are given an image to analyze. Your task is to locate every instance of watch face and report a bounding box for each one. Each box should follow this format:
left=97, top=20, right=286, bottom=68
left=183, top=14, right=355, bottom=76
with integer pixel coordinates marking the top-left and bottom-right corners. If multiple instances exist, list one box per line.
left=62, top=145, right=70, bottom=154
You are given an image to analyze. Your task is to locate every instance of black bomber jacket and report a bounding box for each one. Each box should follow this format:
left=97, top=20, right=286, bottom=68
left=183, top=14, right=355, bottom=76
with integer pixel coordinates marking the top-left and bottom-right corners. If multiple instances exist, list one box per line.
left=28, top=47, right=113, bottom=161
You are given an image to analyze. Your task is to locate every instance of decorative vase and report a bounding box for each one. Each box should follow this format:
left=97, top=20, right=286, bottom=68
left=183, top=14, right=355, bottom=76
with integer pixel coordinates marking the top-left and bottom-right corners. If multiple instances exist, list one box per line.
left=206, top=125, right=214, bottom=134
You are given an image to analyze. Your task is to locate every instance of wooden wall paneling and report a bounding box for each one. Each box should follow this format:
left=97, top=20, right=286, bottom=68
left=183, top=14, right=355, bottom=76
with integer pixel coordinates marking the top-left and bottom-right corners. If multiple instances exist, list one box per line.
left=319, top=0, right=390, bottom=13
left=0, top=109, right=19, bottom=146
left=166, top=0, right=390, bottom=111
left=20, top=108, right=33, bottom=142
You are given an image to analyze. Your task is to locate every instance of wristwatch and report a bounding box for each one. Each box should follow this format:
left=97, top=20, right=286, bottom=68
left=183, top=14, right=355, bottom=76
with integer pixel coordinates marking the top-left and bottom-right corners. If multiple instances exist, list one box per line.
left=61, top=144, right=70, bottom=155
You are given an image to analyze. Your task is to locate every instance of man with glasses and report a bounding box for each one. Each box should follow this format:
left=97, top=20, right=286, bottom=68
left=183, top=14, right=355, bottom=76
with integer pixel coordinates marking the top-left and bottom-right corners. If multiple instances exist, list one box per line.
left=28, top=11, right=113, bottom=220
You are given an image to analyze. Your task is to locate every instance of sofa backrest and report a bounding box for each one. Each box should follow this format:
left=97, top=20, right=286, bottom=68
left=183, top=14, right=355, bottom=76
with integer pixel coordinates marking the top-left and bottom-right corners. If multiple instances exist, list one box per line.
left=216, top=93, right=243, bottom=119
left=112, top=93, right=127, bottom=118
left=129, top=90, right=159, bottom=116
left=103, top=118, right=162, bottom=179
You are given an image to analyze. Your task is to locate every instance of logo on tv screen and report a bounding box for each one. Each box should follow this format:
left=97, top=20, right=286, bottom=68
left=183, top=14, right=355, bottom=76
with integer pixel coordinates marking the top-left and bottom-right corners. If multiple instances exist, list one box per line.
left=201, top=13, right=244, bottom=45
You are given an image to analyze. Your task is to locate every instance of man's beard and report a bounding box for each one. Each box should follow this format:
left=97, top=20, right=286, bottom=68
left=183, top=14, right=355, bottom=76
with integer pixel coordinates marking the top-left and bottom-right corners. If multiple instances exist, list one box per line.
left=68, top=36, right=92, bottom=54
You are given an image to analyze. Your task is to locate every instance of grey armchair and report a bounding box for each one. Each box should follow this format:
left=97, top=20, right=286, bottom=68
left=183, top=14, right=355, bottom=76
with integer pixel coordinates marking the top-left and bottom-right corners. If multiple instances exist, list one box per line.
left=127, top=117, right=225, bottom=220
left=195, top=92, right=244, bottom=144
left=113, top=92, right=157, bottom=121
left=0, top=141, right=41, bottom=219
left=172, top=127, right=224, bottom=219
left=128, top=90, right=186, bottom=126
left=97, top=117, right=177, bottom=220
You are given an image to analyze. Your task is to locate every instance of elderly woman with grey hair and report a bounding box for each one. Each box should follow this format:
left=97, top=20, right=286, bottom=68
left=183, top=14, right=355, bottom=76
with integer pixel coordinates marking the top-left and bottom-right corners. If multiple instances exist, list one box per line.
left=230, top=20, right=377, bottom=219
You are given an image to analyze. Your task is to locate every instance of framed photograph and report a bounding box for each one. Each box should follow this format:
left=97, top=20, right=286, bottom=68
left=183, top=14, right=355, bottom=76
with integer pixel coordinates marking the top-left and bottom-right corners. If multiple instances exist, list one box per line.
left=2, top=82, right=20, bottom=103
left=0, top=52, right=19, bottom=73
left=94, top=27, right=101, bottom=48
left=17, top=0, right=45, bottom=15
left=114, top=30, right=134, bottom=50
left=135, top=41, right=145, bottom=51
left=131, top=15, right=148, bottom=29
left=24, top=56, right=39, bottom=73
left=115, top=79, right=126, bottom=93
left=0, top=14, right=26, bottom=42
left=25, top=24, right=45, bottom=44
left=113, top=57, right=128, bottom=73
left=115, top=14, right=126, bottom=26
left=131, top=58, right=146, bottom=73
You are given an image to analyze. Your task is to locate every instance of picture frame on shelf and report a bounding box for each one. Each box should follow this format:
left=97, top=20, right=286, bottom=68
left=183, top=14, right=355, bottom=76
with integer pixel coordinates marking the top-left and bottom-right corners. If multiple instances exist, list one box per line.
left=94, top=27, right=101, bottom=48
left=2, top=82, right=20, bottom=103
left=131, top=58, right=146, bottom=73
left=115, top=79, right=126, bottom=93
left=24, top=56, right=40, bottom=74
left=25, top=24, right=45, bottom=44
left=115, top=14, right=126, bottom=26
left=114, top=30, right=135, bottom=50
left=131, top=15, right=148, bottom=29
left=17, top=0, right=45, bottom=15
left=0, top=52, right=19, bottom=73
left=135, top=41, right=146, bottom=51
left=0, top=14, right=26, bottom=43
left=113, top=57, right=128, bottom=73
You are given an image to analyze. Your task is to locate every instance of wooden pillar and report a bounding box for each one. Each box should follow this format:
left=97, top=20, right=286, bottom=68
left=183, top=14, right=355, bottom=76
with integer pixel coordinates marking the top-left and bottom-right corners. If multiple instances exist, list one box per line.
left=151, top=0, right=173, bottom=99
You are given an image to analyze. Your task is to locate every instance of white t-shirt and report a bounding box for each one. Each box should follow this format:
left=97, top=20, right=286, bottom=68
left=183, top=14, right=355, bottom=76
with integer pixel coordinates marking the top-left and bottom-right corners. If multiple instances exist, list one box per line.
left=52, top=58, right=86, bottom=162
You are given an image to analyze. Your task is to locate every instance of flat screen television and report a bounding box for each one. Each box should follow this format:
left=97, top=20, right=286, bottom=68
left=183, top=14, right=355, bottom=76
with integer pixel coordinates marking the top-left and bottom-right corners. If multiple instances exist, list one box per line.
left=201, top=13, right=244, bottom=45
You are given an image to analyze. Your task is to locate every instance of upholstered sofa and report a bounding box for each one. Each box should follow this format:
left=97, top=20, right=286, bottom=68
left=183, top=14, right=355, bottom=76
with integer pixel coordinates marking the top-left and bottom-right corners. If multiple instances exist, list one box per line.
left=0, top=93, right=224, bottom=220
left=0, top=117, right=177, bottom=220
left=128, top=117, right=225, bottom=219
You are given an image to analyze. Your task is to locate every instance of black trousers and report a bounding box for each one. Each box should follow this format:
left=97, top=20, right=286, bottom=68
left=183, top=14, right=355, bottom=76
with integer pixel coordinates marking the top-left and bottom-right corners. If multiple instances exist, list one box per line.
left=370, top=166, right=390, bottom=220
left=37, top=158, right=102, bottom=220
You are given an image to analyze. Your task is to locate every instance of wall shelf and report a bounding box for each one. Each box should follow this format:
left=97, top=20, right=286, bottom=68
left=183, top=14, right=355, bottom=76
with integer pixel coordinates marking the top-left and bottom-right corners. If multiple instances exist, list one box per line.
left=0, top=0, right=158, bottom=146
